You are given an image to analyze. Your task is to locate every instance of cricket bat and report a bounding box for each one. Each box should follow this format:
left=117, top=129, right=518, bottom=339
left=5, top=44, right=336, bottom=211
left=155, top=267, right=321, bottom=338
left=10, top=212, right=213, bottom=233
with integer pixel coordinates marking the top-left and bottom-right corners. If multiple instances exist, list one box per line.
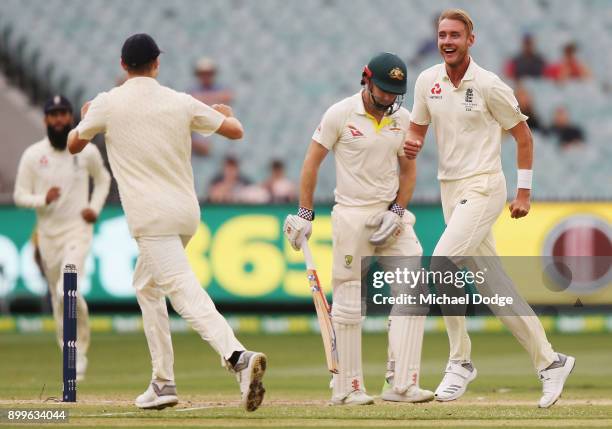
left=301, top=241, right=339, bottom=374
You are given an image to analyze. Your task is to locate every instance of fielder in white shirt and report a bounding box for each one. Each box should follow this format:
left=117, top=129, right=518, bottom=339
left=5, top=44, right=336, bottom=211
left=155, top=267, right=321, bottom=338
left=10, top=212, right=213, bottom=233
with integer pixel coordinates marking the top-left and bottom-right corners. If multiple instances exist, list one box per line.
left=14, top=95, right=111, bottom=381
left=284, top=53, right=433, bottom=406
left=67, top=33, right=267, bottom=412
left=404, top=9, right=575, bottom=408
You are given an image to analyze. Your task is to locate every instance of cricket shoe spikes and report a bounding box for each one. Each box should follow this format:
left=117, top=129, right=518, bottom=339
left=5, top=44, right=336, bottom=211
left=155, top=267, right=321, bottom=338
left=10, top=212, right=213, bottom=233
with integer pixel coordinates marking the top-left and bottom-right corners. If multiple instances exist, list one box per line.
left=233, top=351, right=267, bottom=412
left=135, top=381, right=179, bottom=410
left=381, top=384, right=434, bottom=403
left=331, top=390, right=375, bottom=406
left=538, top=353, right=575, bottom=408
left=434, top=361, right=477, bottom=401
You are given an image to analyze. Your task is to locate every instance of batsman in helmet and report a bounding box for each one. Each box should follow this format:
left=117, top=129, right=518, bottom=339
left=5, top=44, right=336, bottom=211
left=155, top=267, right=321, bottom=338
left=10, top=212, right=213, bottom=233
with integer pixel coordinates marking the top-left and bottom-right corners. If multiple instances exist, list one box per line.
left=284, top=52, right=433, bottom=405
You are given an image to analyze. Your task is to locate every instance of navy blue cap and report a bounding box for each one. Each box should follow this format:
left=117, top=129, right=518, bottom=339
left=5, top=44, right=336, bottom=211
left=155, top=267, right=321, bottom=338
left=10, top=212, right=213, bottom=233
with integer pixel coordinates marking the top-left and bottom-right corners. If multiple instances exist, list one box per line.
left=121, top=33, right=161, bottom=67
left=44, top=95, right=73, bottom=114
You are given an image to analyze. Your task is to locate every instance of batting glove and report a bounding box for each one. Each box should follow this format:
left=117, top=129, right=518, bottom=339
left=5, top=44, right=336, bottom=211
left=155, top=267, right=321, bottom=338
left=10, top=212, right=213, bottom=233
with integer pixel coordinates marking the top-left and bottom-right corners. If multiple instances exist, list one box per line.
left=366, top=204, right=405, bottom=247
left=283, top=207, right=314, bottom=251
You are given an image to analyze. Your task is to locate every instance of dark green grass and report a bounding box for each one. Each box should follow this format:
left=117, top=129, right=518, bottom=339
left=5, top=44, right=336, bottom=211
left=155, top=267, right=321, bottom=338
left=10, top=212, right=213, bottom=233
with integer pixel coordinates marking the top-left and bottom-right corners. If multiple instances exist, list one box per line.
left=1, top=330, right=611, bottom=428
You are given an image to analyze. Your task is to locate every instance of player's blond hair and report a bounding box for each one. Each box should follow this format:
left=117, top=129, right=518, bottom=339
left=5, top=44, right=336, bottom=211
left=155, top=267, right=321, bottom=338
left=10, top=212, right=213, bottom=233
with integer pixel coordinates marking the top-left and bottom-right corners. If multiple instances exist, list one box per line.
left=438, top=9, right=474, bottom=35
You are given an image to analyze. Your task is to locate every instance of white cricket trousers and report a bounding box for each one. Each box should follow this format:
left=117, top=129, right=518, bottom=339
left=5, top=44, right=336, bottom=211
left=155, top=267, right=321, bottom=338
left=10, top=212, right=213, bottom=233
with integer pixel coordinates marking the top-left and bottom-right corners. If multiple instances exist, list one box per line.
left=434, top=172, right=557, bottom=372
left=38, top=227, right=91, bottom=357
left=133, top=235, right=244, bottom=382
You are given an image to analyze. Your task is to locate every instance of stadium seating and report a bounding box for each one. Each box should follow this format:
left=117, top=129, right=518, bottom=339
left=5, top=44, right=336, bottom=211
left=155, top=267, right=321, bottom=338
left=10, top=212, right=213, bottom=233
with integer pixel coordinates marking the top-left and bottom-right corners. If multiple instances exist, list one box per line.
left=0, top=0, right=610, bottom=201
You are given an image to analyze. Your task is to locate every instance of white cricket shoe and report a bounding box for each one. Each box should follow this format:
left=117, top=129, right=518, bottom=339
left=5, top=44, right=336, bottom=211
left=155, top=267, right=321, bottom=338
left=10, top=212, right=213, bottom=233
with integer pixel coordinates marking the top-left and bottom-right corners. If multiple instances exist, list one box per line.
left=135, top=381, right=179, bottom=410
left=435, top=361, right=477, bottom=402
left=76, top=354, right=87, bottom=382
left=331, top=390, right=375, bottom=406
left=381, top=384, right=434, bottom=403
left=234, top=351, right=267, bottom=412
left=538, top=353, right=575, bottom=408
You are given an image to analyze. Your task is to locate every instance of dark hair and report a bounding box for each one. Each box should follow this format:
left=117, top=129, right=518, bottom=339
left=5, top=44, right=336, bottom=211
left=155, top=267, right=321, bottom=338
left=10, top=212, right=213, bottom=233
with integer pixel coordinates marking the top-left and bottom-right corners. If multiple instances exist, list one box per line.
left=125, top=58, right=158, bottom=75
left=271, top=159, right=284, bottom=170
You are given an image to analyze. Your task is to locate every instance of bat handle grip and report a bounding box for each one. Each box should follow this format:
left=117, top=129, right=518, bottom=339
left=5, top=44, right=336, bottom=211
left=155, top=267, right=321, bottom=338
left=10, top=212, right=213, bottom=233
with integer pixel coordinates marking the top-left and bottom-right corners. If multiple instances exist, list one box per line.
left=301, top=240, right=315, bottom=270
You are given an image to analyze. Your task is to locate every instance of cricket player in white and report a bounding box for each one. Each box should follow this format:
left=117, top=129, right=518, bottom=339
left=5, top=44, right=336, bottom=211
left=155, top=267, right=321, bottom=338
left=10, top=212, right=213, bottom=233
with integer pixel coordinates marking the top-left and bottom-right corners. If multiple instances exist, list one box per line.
left=14, top=95, right=111, bottom=381
left=404, top=9, right=575, bottom=408
left=67, top=34, right=267, bottom=412
left=284, top=53, right=433, bottom=405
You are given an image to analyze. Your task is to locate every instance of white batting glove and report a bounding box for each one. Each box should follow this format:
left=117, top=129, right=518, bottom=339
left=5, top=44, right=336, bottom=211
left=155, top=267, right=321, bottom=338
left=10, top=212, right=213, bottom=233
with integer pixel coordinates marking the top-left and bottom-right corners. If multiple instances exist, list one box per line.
left=366, top=205, right=405, bottom=247
left=283, top=207, right=314, bottom=251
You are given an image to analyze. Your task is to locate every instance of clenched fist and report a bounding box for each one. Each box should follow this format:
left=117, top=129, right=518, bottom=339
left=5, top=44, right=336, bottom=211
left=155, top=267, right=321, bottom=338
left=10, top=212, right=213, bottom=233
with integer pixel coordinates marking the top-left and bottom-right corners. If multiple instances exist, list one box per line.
left=45, top=187, right=61, bottom=205
left=403, top=138, right=423, bottom=159
left=509, top=189, right=531, bottom=219
left=81, top=208, right=98, bottom=223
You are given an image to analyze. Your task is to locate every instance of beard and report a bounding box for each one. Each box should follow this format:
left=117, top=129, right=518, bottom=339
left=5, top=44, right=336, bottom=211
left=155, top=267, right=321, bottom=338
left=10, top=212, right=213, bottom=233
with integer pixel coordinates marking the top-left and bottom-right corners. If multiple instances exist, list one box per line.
left=47, top=124, right=71, bottom=150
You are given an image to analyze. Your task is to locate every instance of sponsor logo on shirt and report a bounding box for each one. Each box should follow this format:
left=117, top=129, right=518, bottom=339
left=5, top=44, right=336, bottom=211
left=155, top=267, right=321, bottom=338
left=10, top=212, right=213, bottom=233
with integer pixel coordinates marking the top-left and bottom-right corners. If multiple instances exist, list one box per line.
left=429, top=83, right=442, bottom=99
left=347, top=124, right=364, bottom=137
left=39, top=156, right=48, bottom=167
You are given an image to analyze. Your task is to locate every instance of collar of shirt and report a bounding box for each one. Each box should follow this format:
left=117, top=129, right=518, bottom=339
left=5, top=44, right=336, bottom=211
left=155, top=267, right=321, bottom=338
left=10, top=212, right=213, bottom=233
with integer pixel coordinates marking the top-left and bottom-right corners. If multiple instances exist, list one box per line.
left=439, top=56, right=477, bottom=88
left=122, top=76, right=160, bottom=87
left=354, top=91, right=395, bottom=131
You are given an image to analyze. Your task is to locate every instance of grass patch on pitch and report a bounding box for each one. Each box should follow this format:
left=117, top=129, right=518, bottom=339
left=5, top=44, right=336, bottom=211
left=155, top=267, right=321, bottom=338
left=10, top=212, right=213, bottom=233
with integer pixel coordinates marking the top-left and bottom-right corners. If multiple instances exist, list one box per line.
left=1, top=330, right=611, bottom=427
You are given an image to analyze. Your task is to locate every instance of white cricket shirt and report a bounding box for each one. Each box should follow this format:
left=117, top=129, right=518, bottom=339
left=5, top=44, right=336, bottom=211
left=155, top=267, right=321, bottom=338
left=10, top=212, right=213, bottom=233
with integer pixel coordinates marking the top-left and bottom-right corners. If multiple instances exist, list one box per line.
left=75, top=77, right=225, bottom=238
left=14, top=138, right=111, bottom=237
left=411, top=58, right=528, bottom=181
left=313, top=91, right=410, bottom=206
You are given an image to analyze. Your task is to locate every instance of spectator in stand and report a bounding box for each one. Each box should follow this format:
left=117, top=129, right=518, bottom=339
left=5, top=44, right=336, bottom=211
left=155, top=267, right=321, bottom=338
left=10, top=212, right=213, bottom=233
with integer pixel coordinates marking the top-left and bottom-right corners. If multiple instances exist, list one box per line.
left=548, top=106, right=585, bottom=149
left=504, top=34, right=546, bottom=80
left=261, top=160, right=297, bottom=203
left=515, top=85, right=544, bottom=133
left=208, top=156, right=251, bottom=203
left=189, top=57, right=235, bottom=198
left=546, top=43, right=592, bottom=82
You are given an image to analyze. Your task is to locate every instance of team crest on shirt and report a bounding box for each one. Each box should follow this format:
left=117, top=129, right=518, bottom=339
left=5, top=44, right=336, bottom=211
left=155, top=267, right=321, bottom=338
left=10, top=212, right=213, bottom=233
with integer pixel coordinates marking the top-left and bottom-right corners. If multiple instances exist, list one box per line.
left=461, top=87, right=478, bottom=111
left=39, top=156, right=48, bottom=167
left=388, top=119, right=402, bottom=132
left=344, top=255, right=353, bottom=267
left=347, top=124, right=364, bottom=137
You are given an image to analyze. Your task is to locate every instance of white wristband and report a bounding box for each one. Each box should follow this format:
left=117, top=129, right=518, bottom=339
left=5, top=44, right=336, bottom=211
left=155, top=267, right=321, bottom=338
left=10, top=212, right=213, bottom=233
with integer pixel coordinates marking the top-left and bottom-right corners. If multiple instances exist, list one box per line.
left=517, top=169, right=533, bottom=189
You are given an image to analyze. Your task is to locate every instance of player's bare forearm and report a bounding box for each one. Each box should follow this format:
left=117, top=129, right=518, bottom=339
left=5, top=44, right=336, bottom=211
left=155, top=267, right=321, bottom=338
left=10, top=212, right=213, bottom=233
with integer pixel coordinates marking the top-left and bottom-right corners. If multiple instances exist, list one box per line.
left=67, top=129, right=89, bottom=154
left=509, top=121, right=533, bottom=170
left=396, top=156, right=416, bottom=208
left=299, top=141, right=328, bottom=209
left=508, top=121, right=533, bottom=218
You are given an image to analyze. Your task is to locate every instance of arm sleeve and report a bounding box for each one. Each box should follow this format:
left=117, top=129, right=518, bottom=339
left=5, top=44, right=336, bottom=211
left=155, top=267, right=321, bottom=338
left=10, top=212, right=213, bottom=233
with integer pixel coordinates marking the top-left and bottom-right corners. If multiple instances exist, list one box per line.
left=13, top=152, right=46, bottom=208
left=75, top=92, right=108, bottom=140
left=189, top=96, right=226, bottom=137
left=85, top=145, right=111, bottom=214
left=486, top=75, right=529, bottom=130
left=410, top=73, right=431, bottom=126
left=311, top=104, right=343, bottom=150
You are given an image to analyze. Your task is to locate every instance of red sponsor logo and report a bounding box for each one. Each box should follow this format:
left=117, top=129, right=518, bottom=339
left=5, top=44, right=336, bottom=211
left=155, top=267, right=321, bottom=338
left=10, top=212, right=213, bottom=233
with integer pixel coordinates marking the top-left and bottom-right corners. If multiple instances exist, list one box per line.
left=351, top=378, right=360, bottom=391
left=412, top=373, right=418, bottom=384
left=347, top=125, right=364, bottom=137
left=431, top=83, right=442, bottom=95
left=39, top=156, right=48, bottom=167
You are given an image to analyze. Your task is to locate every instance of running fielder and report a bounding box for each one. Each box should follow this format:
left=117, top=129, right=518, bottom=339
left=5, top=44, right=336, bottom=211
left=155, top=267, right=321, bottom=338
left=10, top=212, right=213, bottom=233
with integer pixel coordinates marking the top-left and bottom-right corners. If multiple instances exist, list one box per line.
left=284, top=53, right=433, bottom=405
left=404, top=9, right=575, bottom=408
left=67, top=34, right=266, bottom=411
left=14, top=95, right=111, bottom=381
